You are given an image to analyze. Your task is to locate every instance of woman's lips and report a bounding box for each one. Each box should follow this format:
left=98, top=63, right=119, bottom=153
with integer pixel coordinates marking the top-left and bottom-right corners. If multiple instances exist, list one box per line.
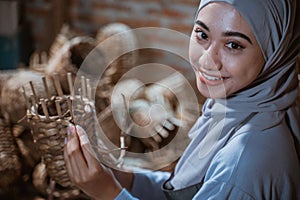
left=202, top=72, right=224, bottom=81
left=198, top=71, right=227, bottom=86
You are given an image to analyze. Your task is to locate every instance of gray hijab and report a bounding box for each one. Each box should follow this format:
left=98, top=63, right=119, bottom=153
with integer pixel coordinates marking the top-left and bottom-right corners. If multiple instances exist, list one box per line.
left=170, top=0, right=300, bottom=189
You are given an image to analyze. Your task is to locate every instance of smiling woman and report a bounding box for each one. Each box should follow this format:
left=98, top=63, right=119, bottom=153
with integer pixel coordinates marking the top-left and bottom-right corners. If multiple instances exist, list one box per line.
left=64, top=0, right=300, bottom=199
left=189, top=2, right=265, bottom=99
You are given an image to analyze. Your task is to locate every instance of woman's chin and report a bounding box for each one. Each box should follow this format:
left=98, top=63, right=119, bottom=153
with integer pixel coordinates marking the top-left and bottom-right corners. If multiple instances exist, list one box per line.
left=197, top=84, right=228, bottom=99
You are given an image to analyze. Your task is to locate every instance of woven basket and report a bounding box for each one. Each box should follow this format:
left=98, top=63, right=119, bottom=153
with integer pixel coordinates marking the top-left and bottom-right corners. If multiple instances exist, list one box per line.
left=95, top=22, right=138, bottom=113
left=0, top=118, right=21, bottom=187
left=26, top=77, right=96, bottom=198
left=0, top=70, right=57, bottom=126
left=48, top=24, right=77, bottom=60
left=45, top=36, right=99, bottom=96
left=28, top=99, right=72, bottom=188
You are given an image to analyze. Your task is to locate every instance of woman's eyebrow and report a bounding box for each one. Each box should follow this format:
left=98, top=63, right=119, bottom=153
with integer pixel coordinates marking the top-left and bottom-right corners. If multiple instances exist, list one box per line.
left=223, top=31, right=253, bottom=44
left=195, top=20, right=210, bottom=32
left=195, top=20, right=253, bottom=45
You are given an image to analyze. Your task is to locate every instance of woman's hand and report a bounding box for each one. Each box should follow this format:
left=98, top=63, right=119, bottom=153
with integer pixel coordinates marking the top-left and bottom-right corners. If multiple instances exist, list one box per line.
left=64, top=125, right=122, bottom=200
left=129, top=99, right=183, bottom=150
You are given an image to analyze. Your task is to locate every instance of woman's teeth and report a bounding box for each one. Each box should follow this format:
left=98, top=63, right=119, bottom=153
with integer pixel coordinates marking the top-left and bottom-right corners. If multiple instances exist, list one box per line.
left=202, top=72, right=224, bottom=81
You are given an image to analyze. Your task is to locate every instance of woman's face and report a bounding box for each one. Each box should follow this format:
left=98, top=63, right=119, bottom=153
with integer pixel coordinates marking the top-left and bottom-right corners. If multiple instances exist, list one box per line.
left=189, top=2, right=265, bottom=99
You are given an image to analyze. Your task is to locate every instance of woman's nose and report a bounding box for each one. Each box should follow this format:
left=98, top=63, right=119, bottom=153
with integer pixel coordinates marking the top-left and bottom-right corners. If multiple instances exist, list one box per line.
left=198, top=45, right=221, bottom=71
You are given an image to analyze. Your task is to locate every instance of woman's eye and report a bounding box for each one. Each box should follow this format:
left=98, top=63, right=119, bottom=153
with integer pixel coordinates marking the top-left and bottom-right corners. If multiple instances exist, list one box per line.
left=194, top=29, right=208, bottom=40
left=225, top=42, right=244, bottom=50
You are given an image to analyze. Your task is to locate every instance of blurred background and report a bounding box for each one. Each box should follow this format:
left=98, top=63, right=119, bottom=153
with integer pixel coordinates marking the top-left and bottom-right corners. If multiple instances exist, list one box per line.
left=0, top=0, right=199, bottom=73
left=0, top=1, right=202, bottom=199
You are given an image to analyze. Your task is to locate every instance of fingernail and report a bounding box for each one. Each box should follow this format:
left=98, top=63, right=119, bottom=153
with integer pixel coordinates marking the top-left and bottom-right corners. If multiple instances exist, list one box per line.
left=64, top=137, right=67, bottom=144
left=75, top=125, right=81, bottom=132
left=67, top=124, right=74, bottom=135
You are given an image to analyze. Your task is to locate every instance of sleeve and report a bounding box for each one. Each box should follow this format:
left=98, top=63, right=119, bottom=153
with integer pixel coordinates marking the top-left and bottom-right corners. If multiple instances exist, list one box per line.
left=131, top=170, right=171, bottom=200
left=115, top=189, right=139, bottom=200
left=192, top=180, right=254, bottom=200
left=114, top=170, right=170, bottom=200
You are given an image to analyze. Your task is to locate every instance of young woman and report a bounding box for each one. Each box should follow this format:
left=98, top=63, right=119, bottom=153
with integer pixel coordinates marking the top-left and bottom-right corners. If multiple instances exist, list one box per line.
left=64, top=0, right=300, bottom=199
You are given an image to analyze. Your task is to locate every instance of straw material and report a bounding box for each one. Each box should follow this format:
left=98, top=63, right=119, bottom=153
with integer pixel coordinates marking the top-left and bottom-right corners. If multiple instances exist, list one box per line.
left=95, top=23, right=138, bottom=113
left=27, top=92, right=95, bottom=198
left=0, top=118, right=21, bottom=187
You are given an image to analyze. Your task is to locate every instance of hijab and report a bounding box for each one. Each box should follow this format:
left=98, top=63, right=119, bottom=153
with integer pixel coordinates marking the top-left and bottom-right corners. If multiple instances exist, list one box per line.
left=170, top=0, right=300, bottom=189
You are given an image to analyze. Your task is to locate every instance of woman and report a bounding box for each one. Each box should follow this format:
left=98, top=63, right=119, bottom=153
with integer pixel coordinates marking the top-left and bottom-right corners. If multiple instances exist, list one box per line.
left=64, top=0, right=300, bottom=199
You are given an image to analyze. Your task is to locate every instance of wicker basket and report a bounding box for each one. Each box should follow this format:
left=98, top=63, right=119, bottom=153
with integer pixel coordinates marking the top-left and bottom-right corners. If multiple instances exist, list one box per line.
left=0, top=70, right=57, bottom=126
left=28, top=98, right=72, bottom=188
left=95, top=23, right=138, bottom=113
left=25, top=74, right=97, bottom=199
left=0, top=118, right=21, bottom=188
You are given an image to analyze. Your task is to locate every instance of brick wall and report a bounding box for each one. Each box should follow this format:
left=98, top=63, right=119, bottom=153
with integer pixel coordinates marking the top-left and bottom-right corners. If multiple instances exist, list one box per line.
left=24, top=0, right=199, bottom=70
left=23, top=0, right=202, bottom=102
left=24, top=0, right=199, bottom=46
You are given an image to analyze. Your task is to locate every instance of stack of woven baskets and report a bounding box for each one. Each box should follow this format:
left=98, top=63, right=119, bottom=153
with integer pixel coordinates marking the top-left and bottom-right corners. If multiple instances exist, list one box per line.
left=0, top=22, right=199, bottom=199
left=0, top=23, right=139, bottom=199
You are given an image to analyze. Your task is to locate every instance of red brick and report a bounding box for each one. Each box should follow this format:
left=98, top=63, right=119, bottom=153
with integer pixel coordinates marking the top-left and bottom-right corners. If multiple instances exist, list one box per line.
left=92, top=2, right=131, bottom=12
left=168, top=23, right=193, bottom=34
left=69, top=12, right=111, bottom=25
left=117, top=19, right=161, bottom=28
left=147, top=8, right=187, bottom=19
left=124, top=0, right=161, bottom=2
left=161, top=8, right=188, bottom=19
left=175, top=0, right=200, bottom=7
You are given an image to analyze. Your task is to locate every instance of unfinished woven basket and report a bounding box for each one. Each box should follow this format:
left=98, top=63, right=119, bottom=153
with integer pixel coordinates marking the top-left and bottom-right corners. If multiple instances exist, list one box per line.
left=25, top=74, right=96, bottom=199
left=0, top=70, right=57, bottom=126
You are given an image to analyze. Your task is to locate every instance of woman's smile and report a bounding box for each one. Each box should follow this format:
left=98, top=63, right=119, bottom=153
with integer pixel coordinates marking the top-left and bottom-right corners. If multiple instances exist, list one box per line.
left=197, top=70, right=226, bottom=85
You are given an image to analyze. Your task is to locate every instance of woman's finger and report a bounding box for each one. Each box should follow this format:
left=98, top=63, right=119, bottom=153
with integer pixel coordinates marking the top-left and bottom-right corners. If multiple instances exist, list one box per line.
left=155, top=125, right=169, bottom=138
left=163, top=119, right=175, bottom=131
left=75, top=125, right=100, bottom=169
left=64, top=137, right=74, bottom=184
left=151, top=132, right=162, bottom=143
left=169, top=116, right=185, bottom=127
left=66, top=125, right=89, bottom=181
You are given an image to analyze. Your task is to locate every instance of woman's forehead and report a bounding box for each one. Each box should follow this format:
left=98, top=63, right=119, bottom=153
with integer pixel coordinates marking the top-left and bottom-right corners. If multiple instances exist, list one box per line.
left=196, top=2, right=255, bottom=40
left=197, top=0, right=294, bottom=61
